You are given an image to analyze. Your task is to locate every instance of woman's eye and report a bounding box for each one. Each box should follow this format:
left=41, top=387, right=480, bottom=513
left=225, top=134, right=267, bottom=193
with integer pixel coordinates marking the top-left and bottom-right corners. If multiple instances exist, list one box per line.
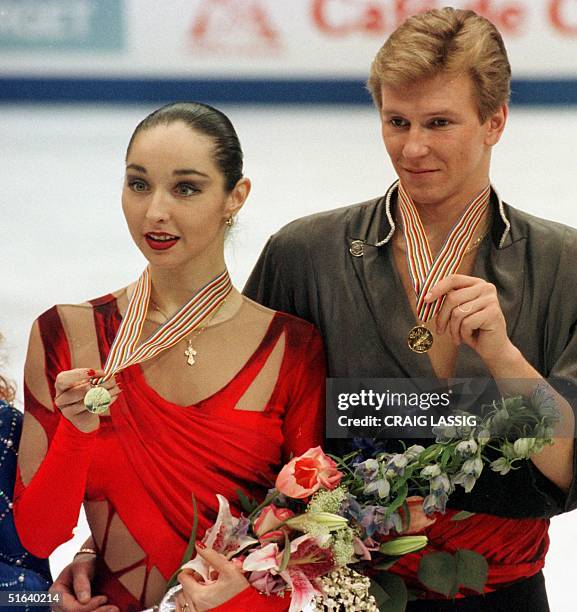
left=128, top=179, right=148, bottom=192
left=175, top=183, right=199, bottom=196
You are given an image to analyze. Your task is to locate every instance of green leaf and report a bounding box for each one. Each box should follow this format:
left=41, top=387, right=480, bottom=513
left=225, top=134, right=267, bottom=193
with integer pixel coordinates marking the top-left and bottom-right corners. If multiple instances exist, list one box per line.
left=371, top=572, right=408, bottom=612
left=455, top=549, right=489, bottom=593
left=166, top=494, right=199, bottom=590
left=278, top=531, right=292, bottom=573
left=236, top=488, right=257, bottom=513
left=374, top=557, right=401, bottom=571
left=388, top=482, right=409, bottom=516
left=368, top=577, right=389, bottom=607
left=451, top=511, right=476, bottom=521
left=440, top=446, right=453, bottom=470
left=417, top=551, right=458, bottom=597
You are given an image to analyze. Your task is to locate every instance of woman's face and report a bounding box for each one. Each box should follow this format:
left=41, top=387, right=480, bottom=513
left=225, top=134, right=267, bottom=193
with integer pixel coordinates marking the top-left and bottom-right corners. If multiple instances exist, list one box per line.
left=122, top=121, right=247, bottom=272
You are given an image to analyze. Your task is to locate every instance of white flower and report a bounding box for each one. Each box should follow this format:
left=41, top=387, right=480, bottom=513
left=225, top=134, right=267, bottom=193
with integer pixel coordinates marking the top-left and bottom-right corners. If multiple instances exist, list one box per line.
left=364, top=478, right=390, bottom=499
left=476, top=429, right=491, bottom=446
left=404, top=444, right=425, bottom=461
left=420, top=464, right=442, bottom=479
left=452, top=471, right=477, bottom=493
left=386, top=454, right=408, bottom=474
left=430, top=473, right=452, bottom=494
left=490, top=457, right=512, bottom=475
left=456, top=439, right=478, bottom=457
left=462, top=456, right=483, bottom=478
left=513, top=438, right=535, bottom=458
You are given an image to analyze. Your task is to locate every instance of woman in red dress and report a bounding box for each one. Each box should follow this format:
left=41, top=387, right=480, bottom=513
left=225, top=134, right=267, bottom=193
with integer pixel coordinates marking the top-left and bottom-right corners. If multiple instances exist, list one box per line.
left=13, top=103, right=324, bottom=612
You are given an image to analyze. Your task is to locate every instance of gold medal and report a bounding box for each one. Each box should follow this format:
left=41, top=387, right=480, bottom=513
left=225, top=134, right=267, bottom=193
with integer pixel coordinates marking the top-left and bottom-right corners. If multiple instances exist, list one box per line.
left=84, top=386, right=112, bottom=415
left=408, top=325, right=433, bottom=353
left=396, top=181, right=490, bottom=353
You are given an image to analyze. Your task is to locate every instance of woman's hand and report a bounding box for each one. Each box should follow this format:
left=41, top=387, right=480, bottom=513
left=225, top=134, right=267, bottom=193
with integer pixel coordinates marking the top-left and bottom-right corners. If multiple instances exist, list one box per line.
left=175, top=545, right=249, bottom=612
left=49, top=553, right=119, bottom=612
left=54, top=368, right=121, bottom=433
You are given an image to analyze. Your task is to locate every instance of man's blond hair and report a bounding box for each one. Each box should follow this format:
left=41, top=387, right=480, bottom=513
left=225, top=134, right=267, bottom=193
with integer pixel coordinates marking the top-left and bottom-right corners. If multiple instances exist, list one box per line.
left=367, top=8, right=511, bottom=122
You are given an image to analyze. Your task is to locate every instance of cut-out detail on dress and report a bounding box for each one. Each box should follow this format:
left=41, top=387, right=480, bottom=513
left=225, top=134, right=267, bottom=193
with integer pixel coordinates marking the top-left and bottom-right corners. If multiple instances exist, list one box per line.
left=104, top=512, right=146, bottom=572
left=84, top=500, right=109, bottom=550
left=235, top=332, right=286, bottom=411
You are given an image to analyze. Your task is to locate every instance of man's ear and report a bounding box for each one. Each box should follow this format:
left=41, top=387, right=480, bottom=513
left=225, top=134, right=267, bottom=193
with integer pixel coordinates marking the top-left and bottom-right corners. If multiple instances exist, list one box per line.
left=484, top=104, right=508, bottom=146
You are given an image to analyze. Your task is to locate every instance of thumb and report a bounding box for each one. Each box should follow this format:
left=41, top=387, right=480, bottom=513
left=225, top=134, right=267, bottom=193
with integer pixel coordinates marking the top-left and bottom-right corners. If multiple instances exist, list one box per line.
left=72, top=561, right=94, bottom=604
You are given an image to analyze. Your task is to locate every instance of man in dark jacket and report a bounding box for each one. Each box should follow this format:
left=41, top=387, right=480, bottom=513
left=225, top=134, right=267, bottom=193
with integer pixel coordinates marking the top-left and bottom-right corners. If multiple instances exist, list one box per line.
left=245, top=7, right=577, bottom=610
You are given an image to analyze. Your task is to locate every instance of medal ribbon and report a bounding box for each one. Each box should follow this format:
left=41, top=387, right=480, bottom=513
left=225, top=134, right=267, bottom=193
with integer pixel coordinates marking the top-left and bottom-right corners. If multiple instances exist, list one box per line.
left=398, top=182, right=490, bottom=323
left=94, top=268, right=232, bottom=384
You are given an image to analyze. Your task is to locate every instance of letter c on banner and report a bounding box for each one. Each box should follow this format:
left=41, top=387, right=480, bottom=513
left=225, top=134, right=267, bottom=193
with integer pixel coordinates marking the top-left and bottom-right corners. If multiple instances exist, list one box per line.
left=549, top=0, right=577, bottom=35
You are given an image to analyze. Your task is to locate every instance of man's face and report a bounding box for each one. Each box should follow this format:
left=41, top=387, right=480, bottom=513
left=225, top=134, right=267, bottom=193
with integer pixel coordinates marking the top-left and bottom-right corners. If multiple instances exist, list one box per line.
left=380, top=72, right=506, bottom=211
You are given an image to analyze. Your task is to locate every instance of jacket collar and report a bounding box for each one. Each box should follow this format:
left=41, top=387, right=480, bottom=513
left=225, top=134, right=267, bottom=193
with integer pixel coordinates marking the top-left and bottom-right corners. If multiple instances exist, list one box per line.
left=349, top=180, right=514, bottom=251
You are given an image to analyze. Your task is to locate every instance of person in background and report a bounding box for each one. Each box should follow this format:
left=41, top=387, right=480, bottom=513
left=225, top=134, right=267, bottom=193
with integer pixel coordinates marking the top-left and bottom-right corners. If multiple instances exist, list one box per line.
left=13, top=103, right=324, bottom=612
left=0, top=338, right=51, bottom=610
left=244, top=8, right=577, bottom=610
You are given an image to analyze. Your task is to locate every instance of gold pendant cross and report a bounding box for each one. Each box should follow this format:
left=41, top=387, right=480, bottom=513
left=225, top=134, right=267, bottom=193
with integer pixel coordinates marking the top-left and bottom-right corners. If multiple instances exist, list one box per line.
left=184, top=340, right=197, bottom=366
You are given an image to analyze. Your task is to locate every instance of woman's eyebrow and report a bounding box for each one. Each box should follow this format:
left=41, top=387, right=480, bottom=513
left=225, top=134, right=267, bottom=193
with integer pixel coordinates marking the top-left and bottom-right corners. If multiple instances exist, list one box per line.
left=173, top=168, right=210, bottom=178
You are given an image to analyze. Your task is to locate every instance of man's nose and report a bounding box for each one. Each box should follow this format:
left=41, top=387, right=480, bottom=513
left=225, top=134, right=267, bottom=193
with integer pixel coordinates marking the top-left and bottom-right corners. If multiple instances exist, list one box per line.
left=402, top=126, right=430, bottom=159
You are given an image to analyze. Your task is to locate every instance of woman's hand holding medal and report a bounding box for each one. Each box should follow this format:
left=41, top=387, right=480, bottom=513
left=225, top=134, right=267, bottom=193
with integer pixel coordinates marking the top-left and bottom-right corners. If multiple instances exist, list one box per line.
left=54, top=368, right=121, bottom=433
left=425, top=273, right=517, bottom=366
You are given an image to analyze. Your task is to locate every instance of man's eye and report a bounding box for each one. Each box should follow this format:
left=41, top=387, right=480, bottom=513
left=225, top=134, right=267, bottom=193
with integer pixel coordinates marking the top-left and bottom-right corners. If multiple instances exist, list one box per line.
left=128, top=179, right=148, bottom=192
left=175, top=183, right=199, bottom=196
left=431, top=118, right=450, bottom=128
left=389, top=118, right=408, bottom=128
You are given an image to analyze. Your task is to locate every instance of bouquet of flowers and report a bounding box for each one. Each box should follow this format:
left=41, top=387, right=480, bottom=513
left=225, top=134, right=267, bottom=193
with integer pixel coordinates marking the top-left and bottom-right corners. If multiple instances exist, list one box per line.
left=155, top=388, right=558, bottom=611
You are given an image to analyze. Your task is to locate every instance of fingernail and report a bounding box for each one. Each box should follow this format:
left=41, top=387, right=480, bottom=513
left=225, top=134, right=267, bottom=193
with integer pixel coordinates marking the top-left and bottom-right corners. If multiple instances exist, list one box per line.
left=87, top=369, right=96, bottom=377
left=79, top=591, right=90, bottom=602
left=196, top=541, right=206, bottom=550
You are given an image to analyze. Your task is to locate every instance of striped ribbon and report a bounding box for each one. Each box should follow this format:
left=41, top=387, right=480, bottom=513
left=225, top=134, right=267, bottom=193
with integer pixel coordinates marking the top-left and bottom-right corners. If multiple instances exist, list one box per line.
left=94, top=268, right=232, bottom=384
left=398, top=182, right=490, bottom=323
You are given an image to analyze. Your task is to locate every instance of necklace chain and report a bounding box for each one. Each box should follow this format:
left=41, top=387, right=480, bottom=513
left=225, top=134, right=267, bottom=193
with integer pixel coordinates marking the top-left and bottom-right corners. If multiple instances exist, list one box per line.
left=463, top=227, right=489, bottom=256
left=183, top=298, right=228, bottom=366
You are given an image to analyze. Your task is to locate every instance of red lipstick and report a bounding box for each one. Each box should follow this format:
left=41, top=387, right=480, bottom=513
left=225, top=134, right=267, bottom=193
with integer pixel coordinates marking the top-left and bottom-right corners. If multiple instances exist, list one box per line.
left=145, top=232, right=180, bottom=251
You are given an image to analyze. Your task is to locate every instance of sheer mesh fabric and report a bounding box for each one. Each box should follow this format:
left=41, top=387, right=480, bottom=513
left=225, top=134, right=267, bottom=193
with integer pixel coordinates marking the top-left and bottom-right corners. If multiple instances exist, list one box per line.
left=15, top=291, right=325, bottom=610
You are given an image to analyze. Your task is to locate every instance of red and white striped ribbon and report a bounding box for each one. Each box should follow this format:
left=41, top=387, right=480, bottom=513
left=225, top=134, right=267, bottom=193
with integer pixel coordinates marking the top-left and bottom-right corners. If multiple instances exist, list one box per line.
left=398, top=182, right=490, bottom=323
left=94, top=268, right=232, bottom=383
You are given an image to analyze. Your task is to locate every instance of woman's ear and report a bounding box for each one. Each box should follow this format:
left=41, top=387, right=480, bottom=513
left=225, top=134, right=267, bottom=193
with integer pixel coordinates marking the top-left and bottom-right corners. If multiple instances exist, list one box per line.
left=224, top=177, right=251, bottom=219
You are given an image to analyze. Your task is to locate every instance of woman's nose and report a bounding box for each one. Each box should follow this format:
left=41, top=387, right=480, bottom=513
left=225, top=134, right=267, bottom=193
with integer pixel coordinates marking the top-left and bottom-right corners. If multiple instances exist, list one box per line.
left=145, top=190, right=170, bottom=222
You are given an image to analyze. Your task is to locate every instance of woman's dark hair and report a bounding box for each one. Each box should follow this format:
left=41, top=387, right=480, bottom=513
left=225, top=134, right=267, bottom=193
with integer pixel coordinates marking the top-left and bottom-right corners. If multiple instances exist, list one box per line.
left=126, top=102, right=244, bottom=192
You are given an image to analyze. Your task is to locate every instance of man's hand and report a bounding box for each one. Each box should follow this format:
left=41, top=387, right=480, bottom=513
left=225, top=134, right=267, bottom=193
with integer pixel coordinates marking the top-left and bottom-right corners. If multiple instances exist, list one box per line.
left=50, top=554, right=119, bottom=612
left=425, top=274, right=517, bottom=366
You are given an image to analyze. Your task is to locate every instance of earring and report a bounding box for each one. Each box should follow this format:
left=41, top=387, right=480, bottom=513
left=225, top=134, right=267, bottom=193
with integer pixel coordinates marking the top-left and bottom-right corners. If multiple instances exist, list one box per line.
left=225, top=216, right=234, bottom=227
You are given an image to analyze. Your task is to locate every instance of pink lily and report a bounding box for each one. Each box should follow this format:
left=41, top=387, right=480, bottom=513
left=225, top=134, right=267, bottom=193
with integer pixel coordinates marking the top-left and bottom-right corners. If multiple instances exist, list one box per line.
left=183, top=494, right=258, bottom=580
left=242, top=543, right=281, bottom=573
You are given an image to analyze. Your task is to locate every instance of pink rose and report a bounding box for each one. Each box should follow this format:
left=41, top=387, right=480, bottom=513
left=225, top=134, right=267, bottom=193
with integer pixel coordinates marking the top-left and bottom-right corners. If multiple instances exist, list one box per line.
left=253, top=504, right=295, bottom=544
left=275, top=446, right=343, bottom=499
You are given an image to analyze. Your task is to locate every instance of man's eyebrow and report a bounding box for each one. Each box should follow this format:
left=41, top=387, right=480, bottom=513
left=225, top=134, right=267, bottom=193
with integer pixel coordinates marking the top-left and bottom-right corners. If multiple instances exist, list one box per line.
left=381, top=109, right=461, bottom=116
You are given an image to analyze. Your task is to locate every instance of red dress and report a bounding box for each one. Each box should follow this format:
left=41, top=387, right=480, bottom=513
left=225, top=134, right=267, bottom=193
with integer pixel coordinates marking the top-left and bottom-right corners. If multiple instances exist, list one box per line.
left=14, top=295, right=325, bottom=611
